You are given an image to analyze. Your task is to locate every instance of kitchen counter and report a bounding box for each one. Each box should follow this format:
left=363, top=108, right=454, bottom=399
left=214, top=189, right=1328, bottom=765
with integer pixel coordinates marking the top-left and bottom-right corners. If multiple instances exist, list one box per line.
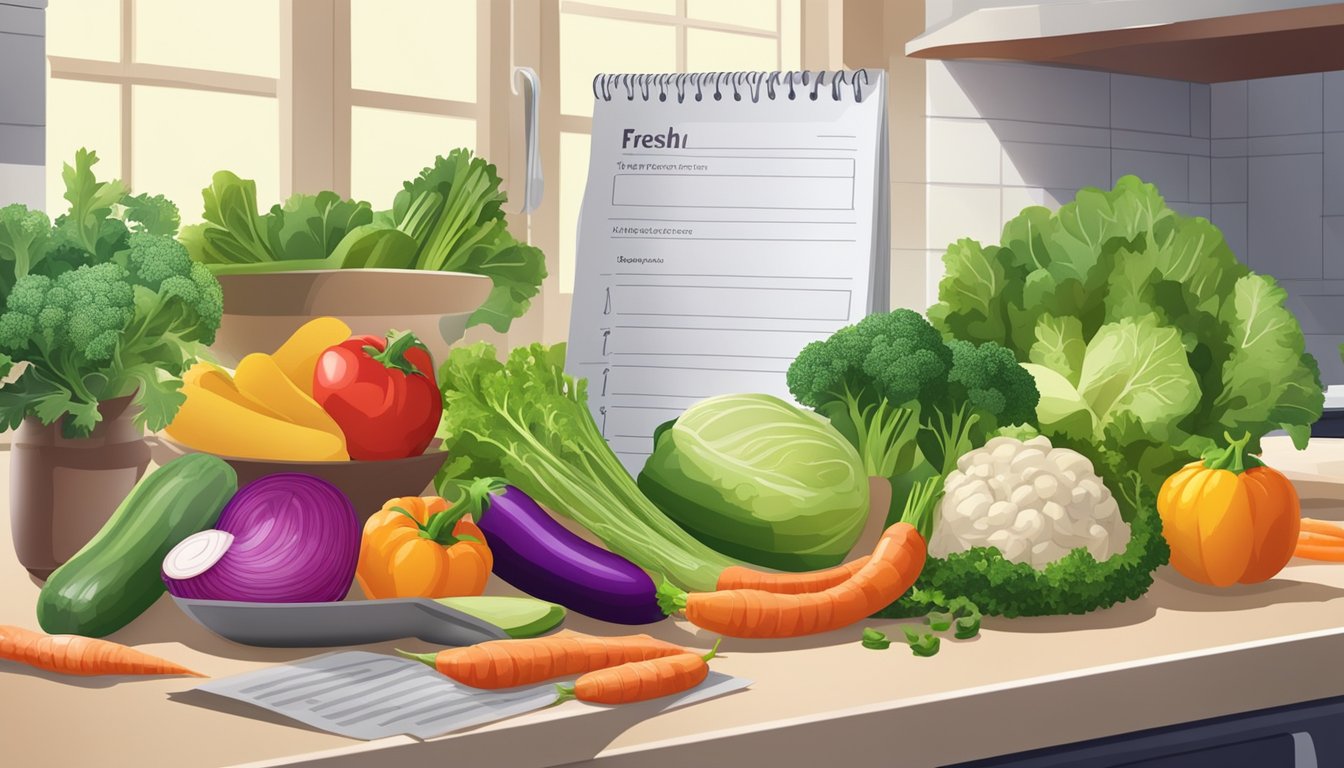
left=5, top=436, right=1344, bottom=768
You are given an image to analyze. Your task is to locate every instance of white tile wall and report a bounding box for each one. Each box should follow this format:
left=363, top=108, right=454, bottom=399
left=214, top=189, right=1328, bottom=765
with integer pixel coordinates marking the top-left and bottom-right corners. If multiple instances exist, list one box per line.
left=1212, top=157, right=1248, bottom=203
left=1111, top=75, right=1190, bottom=135
left=1112, top=149, right=1189, bottom=202
left=1210, top=81, right=1248, bottom=139
left=1003, top=141, right=1110, bottom=189
left=1190, top=84, right=1211, bottom=139
left=927, top=184, right=1001, bottom=251
left=1325, top=132, right=1344, bottom=216
left=1327, top=73, right=1344, bottom=132
left=1323, top=217, right=1344, bottom=279
left=927, top=118, right=1001, bottom=185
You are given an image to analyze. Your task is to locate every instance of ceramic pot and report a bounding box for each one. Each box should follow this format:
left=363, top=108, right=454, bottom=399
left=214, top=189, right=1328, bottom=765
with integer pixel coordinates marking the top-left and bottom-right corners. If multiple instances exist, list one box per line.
left=10, top=395, right=151, bottom=580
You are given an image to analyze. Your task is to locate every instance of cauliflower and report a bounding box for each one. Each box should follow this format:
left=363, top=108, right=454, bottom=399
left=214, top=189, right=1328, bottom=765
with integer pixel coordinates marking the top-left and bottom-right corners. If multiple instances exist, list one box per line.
left=927, top=435, right=1131, bottom=569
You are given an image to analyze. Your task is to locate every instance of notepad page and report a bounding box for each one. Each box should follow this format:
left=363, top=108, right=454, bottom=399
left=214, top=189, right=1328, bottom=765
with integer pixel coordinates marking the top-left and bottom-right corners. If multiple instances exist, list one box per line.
left=567, top=71, right=888, bottom=475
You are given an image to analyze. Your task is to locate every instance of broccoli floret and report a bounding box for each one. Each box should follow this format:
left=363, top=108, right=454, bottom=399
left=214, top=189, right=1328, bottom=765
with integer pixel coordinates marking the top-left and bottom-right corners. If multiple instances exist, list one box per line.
left=0, top=204, right=52, bottom=291
left=788, top=309, right=950, bottom=476
left=0, top=264, right=136, bottom=400
left=117, top=233, right=224, bottom=357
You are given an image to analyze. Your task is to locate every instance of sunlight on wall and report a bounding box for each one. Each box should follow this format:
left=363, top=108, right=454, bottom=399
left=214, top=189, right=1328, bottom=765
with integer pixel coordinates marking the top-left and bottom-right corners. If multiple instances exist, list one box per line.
left=135, top=0, right=279, bottom=77
left=350, top=0, right=476, bottom=103
left=45, top=80, right=121, bottom=213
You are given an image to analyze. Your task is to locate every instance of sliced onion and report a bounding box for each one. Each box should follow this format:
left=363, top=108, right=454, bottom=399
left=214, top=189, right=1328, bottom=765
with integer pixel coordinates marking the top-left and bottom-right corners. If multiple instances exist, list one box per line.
left=163, top=530, right=235, bottom=580
left=161, top=473, right=360, bottom=603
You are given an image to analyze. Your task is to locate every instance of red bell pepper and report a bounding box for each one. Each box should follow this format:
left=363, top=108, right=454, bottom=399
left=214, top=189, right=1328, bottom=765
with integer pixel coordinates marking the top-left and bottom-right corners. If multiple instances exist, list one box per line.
left=313, top=329, right=443, bottom=461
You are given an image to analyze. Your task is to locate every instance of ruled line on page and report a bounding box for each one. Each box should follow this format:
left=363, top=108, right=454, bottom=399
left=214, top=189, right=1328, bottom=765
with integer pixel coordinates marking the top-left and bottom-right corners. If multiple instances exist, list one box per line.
left=607, top=218, right=859, bottom=225
left=611, top=272, right=852, bottom=279
left=610, top=236, right=857, bottom=242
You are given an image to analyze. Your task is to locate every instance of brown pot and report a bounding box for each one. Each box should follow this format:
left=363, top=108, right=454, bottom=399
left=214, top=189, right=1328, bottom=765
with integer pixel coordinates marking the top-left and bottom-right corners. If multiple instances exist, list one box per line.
left=10, top=395, right=151, bottom=580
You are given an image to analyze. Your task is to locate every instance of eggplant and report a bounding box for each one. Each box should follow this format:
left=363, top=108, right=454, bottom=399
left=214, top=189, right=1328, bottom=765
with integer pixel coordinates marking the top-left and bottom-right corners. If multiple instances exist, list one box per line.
left=473, top=483, right=665, bottom=625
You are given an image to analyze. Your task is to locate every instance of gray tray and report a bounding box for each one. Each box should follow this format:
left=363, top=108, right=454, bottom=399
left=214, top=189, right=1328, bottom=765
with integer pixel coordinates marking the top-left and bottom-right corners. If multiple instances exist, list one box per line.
left=174, top=597, right=510, bottom=648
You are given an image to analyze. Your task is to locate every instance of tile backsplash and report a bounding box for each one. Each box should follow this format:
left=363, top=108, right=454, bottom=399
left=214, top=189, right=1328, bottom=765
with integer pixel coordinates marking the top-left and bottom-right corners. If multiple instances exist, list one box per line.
left=921, top=60, right=1344, bottom=383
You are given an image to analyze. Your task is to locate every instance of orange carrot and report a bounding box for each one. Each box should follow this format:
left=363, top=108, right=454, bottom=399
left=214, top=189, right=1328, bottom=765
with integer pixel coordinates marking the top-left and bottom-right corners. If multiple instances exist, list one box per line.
left=1294, top=544, right=1344, bottom=561
left=715, top=557, right=872, bottom=594
left=1300, top=519, right=1344, bottom=539
left=0, top=625, right=202, bottom=677
left=659, top=522, right=927, bottom=638
left=558, top=640, right=720, bottom=706
left=398, top=632, right=687, bottom=689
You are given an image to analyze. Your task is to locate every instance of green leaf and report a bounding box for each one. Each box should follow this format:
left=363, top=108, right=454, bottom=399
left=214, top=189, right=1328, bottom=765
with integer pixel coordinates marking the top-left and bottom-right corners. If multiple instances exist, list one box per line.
left=1021, top=363, right=1094, bottom=441
left=928, top=239, right=1010, bottom=347
left=1077, top=317, right=1200, bottom=441
left=121, top=192, right=181, bottom=237
left=860, top=627, right=891, bottom=650
left=265, top=191, right=374, bottom=262
left=1210, top=274, right=1324, bottom=445
left=1029, top=314, right=1086, bottom=386
left=330, top=224, right=420, bottom=269
left=124, top=367, right=185, bottom=432
left=60, top=149, right=127, bottom=255
left=196, top=171, right=274, bottom=265
left=461, top=238, right=548, bottom=333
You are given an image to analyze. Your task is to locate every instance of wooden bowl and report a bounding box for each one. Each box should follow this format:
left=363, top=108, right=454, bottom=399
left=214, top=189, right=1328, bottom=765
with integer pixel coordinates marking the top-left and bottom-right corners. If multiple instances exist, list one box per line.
left=148, top=436, right=448, bottom=518
left=210, top=269, right=492, bottom=366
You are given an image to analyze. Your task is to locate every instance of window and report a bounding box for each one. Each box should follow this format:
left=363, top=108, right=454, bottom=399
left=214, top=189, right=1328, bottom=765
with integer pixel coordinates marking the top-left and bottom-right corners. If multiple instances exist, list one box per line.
left=46, top=0, right=280, bottom=218
left=554, top=0, right=802, bottom=294
left=44, top=0, right=807, bottom=344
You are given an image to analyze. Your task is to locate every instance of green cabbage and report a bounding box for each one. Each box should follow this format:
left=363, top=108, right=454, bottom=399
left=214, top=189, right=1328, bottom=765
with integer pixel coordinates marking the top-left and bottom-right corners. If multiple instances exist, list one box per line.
left=637, top=393, right=869, bottom=571
left=929, top=175, right=1323, bottom=493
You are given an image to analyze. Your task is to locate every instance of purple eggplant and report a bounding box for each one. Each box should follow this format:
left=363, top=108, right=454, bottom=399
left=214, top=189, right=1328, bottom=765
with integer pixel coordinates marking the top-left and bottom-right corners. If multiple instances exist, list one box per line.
left=466, top=480, right=664, bottom=625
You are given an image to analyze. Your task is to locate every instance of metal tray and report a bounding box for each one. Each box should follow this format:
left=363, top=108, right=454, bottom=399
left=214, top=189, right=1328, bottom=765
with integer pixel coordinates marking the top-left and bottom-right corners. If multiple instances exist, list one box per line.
left=173, top=596, right=511, bottom=648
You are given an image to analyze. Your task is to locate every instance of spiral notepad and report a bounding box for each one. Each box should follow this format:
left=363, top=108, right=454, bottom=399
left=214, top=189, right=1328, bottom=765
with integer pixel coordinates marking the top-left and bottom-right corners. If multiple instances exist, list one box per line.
left=566, top=69, right=890, bottom=474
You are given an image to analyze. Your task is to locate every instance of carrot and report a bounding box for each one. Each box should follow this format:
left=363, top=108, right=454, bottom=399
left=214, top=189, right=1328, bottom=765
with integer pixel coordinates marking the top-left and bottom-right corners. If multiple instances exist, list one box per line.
left=658, top=522, right=927, bottom=638
left=1294, top=544, right=1344, bottom=561
left=557, top=640, right=720, bottom=706
left=398, top=632, right=687, bottom=689
left=1300, top=518, right=1344, bottom=539
left=715, top=557, right=872, bottom=594
left=0, top=625, right=202, bottom=677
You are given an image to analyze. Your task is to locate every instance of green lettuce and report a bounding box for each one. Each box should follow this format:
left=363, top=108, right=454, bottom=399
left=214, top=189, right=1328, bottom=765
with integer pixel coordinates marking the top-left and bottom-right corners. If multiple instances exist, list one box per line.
left=929, top=175, right=1323, bottom=492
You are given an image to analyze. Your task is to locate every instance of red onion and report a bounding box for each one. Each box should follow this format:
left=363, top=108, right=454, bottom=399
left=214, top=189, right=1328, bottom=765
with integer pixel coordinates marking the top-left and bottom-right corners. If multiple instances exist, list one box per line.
left=162, top=473, right=360, bottom=602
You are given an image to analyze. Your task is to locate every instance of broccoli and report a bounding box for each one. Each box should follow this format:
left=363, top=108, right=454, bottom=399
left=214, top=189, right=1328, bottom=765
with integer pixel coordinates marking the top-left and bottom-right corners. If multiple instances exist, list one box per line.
left=0, top=204, right=52, bottom=293
left=787, top=310, right=1040, bottom=532
left=0, top=233, right=223, bottom=436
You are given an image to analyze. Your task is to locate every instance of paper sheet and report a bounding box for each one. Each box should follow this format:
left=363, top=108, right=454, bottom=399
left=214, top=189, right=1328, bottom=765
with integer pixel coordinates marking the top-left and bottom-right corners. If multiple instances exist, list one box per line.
left=193, top=651, right=751, bottom=741
left=566, top=70, right=890, bottom=474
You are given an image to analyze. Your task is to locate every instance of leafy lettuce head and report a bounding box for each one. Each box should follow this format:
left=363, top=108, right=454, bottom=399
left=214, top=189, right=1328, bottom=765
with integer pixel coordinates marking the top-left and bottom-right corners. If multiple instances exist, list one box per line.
left=928, top=175, right=1323, bottom=492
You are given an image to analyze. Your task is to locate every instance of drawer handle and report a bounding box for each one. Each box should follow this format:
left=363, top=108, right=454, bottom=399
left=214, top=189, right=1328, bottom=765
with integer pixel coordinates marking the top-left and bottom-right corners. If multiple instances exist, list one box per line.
left=1292, top=732, right=1317, bottom=768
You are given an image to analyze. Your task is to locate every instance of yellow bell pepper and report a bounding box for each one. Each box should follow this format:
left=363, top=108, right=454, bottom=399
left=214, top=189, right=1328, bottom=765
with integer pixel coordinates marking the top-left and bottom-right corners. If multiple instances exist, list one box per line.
left=356, top=496, right=494, bottom=599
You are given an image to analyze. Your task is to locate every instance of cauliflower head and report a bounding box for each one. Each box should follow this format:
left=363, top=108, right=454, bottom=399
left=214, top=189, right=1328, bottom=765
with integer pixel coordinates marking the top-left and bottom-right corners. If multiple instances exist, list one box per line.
left=928, top=435, right=1131, bottom=569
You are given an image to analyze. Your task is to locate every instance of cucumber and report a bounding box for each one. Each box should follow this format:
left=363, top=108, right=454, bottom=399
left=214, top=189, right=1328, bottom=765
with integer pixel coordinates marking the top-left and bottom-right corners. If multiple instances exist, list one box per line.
left=435, top=596, right=566, bottom=638
left=37, top=454, right=238, bottom=637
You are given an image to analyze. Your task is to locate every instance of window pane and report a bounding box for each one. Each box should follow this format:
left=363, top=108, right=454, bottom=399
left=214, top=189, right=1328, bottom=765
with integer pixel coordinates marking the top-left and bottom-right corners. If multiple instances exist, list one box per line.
left=685, top=29, right=779, bottom=73
left=560, top=14, right=676, bottom=118
left=559, top=131, right=591, bottom=294
left=780, top=0, right=801, bottom=71
left=351, top=0, right=475, bottom=103
left=132, top=87, right=278, bottom=223
left=46, top=0, right=120, bottom=61
left=350, top=107, right=475, bottom=210
left=686, top=0, right=778, bottom=31
left=47, top=79, right=122, bottom=214
left=134, top=0, right=279, bottom=78
left=578, top=0, right=676, bottom=13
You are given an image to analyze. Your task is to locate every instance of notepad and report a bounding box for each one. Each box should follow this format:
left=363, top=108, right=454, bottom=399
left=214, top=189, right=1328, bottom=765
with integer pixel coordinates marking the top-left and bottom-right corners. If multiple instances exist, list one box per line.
left=566, top=70, right=890, bottom=474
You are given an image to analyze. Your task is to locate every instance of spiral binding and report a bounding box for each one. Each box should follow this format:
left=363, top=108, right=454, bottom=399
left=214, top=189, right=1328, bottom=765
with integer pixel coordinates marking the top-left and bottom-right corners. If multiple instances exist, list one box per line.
left=593, top=69, right=872, bottom=104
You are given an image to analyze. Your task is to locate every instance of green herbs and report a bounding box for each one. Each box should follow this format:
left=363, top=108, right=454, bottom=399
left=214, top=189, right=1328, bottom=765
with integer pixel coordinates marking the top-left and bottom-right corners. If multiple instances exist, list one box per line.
left=182, top=150, right=546, bottom=332
left=860, top=627, right=891, bottom=650
left=928, top=175, right=1323, bottom=495
left=0, top=150, right=222, bottom=436
left=901, top=627, right=941, bottom=657
left=434, top=342, right=738, bottom=592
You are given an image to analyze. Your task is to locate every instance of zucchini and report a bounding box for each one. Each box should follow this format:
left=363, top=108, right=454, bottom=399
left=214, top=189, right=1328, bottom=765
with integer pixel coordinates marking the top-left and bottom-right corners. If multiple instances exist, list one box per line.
left=435, top=596, right=566, bottom=638
left=37, top=454, right=237, bottom=637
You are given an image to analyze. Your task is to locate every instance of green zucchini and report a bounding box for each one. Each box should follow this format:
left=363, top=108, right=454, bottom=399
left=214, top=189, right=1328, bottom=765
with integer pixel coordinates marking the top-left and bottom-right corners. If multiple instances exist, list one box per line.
left=37, top=454, right=237, bottom=637
left=435, top=596, right=566, bottom=638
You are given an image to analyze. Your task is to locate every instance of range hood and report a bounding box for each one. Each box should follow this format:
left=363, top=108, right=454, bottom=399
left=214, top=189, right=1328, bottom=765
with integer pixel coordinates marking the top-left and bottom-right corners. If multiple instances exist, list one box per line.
left=907, top=0, right=1344, bottom=82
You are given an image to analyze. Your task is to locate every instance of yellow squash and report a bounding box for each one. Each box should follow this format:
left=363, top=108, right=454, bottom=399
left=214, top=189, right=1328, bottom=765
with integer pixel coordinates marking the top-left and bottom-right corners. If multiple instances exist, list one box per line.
left=166, top=384, right=347, bottom=461
left=1157, top=432, right=1300, bottom=587
left=233, top=353, right=346, bottom=442
left=272, top=317, right=352, bottom=396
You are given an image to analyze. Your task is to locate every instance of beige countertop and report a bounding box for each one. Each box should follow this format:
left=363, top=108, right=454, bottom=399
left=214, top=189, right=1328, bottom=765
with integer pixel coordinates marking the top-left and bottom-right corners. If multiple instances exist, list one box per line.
left=5, top=436, right=1344, bottom=768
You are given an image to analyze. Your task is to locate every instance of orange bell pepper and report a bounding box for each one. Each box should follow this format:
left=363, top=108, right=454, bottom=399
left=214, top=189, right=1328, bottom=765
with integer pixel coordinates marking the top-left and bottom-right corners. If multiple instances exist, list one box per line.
left=356, top=496, right=494, bottom=599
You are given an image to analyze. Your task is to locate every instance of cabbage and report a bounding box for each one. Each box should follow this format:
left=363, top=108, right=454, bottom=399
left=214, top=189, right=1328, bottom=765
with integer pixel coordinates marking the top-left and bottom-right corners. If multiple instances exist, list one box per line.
left=637, top=393, right=869, bottom=571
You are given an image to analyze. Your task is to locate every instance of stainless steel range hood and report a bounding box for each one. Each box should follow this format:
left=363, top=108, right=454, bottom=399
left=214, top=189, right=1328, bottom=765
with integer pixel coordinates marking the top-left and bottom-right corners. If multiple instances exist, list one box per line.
left=907, top=0, right=1344, bottom=82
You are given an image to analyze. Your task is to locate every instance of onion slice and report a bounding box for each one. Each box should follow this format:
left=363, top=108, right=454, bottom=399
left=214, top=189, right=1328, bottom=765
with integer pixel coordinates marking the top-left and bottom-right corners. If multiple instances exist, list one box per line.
left=163, top=530, right=235, bottom=581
